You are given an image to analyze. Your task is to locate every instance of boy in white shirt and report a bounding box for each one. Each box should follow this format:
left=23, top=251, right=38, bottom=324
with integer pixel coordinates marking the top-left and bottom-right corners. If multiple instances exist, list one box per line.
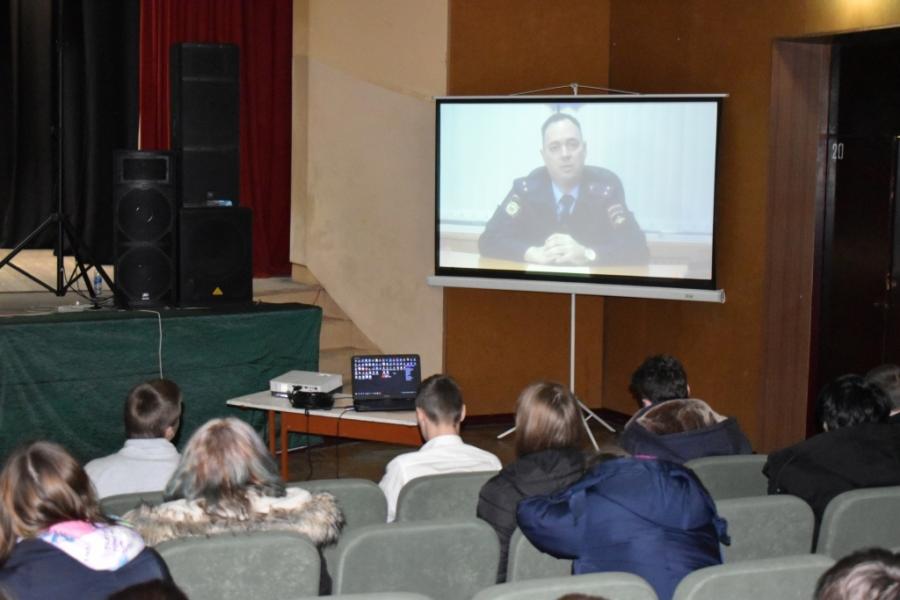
left=85, top=379, right=183, bottom=499
left=379, top=374, right=501, bottom=521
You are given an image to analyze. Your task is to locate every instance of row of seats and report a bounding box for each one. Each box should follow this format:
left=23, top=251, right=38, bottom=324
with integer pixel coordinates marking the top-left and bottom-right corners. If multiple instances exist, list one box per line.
left=102, top=470, right=900, bottom=599
left=159, top=525, right=840, bottom=600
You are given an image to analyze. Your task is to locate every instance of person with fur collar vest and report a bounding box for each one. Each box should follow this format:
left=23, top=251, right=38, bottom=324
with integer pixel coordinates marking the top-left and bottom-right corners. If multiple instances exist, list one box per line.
left=619, top=355, right=752, bottom=464
left=123, top=418, right=343, bottom=591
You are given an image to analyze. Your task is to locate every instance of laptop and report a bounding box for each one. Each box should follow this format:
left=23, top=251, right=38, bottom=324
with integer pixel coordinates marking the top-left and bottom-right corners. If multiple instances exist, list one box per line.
left=351, top=354, right=421, bottom=412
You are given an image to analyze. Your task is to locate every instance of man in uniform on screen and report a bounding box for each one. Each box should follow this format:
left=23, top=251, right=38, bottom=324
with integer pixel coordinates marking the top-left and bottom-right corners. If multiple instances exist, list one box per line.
left=478, top=112, right=649, bottom=266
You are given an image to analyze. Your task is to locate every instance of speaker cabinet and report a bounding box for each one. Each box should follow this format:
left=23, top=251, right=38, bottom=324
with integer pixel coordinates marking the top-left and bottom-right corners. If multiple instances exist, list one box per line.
left=170, top=43, right=240, bottom=207
left=114, top=151, right=176, bottom=308
left=178, top=207, right=252, bottom=307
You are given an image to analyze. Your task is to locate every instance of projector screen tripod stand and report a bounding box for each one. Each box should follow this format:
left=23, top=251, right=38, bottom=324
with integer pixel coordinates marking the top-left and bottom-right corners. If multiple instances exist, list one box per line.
left=497, top=293, right=615, bottom=452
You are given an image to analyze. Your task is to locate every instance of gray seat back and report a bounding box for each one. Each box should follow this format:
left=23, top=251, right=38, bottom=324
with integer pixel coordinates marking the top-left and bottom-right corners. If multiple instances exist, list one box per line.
left=332, top=518, right=500, bottom=600
left=816, top=485, right=900, bottom=558
left=685, top=454, right=768, bottom=501
left=472, top=572, right=658, bottom=600
left=506, top=527, right=572, bottom=582
left=717, top=494, right=815, bottom=561
left=288, top=478, right=388, bottom=567
left=297, top=595, right=432, bottom=600
left=673, top=554, right=835, bottom=600
left=395, top=470, right=498, bottom=522
left=100, top=490, right=165, bottom=518
left=156, top=530, right=320, bottom=600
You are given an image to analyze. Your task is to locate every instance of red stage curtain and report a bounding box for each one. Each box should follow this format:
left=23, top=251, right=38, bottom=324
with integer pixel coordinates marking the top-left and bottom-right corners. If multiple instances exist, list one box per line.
left=139, top=0, right=293, bottom=277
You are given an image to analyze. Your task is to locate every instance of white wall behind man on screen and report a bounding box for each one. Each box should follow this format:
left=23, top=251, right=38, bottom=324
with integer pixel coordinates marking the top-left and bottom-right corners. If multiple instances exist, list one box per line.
left=439, top=100, right=717, bottom=237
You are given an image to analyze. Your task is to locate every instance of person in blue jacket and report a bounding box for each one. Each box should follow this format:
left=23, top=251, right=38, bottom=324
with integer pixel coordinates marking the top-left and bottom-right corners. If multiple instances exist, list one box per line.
left=0, top=441, right=170, bottom=600
left=517, top=454, right=728, bottom=600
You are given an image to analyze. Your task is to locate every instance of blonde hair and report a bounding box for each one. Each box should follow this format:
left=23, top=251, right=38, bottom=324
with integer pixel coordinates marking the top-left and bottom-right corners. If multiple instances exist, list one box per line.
left=515, top=381, right=584, bottom=457
left=0, top=441, right=109, bottom=563
left=164, top=418, right=284, bottom=517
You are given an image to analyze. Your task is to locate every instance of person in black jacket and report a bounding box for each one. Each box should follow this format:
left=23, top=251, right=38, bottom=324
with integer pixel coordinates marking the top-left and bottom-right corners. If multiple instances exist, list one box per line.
left=0, top=441, right=170, bottom=600
left=476, top=381, right=588, bottom=582
left=866, top=364, right=900, bottom=424
left=765, top=374, right=900, bottom=528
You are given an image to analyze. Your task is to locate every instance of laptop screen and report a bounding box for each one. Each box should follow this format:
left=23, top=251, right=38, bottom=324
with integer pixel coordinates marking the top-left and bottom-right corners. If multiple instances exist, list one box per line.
left=351, top=354, right=421, bottom=401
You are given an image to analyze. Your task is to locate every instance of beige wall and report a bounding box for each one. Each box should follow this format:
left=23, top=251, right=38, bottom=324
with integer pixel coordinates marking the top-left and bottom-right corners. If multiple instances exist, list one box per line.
left=291, top=0, right=448, bottom=374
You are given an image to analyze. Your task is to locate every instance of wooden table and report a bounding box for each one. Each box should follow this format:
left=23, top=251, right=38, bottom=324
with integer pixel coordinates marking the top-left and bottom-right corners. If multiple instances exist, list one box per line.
left=227, top=391, right=422, bottom=479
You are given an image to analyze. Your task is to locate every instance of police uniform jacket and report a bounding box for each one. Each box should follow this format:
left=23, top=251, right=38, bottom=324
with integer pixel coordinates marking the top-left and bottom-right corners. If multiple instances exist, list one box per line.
left=478, top=166, right=649, bottom=265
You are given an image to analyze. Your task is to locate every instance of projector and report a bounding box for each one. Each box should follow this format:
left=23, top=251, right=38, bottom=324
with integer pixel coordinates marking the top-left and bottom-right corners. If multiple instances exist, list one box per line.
left=269, top=370, right=342, bottom=398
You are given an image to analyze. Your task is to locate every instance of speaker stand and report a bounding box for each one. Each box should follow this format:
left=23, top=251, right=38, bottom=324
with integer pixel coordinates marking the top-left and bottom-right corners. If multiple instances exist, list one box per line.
left=0, top=0, right=117, bottom=305
left=0, top=213, right=115, bottom=303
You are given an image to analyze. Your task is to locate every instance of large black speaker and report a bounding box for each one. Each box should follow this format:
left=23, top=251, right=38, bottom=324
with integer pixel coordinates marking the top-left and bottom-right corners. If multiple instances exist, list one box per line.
left=178, top=207, right=252, bottom=307
left=114, top=151, right=176, bottom=308
left=170, top=43, right=240, bottom=207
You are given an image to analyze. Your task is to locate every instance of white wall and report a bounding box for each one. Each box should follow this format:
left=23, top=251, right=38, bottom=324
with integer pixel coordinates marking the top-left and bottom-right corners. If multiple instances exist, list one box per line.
left=291, top=0, right=448, bottom=374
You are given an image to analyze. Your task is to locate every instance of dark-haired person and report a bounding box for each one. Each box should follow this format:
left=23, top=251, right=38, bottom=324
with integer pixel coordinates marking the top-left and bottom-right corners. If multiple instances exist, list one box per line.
left=618, top=354, right=751, bottom=463
left=866, top=364, right=900, bottom=424
left=85, top=379, right=183, bottom=498
left=517, top=450, right=727, bottom=600
left=477, top=382, right=589, bottom=582
left=478, top=112, right=648, bottom=266
left=379, top=374, right=501, bottom=522
left=0, top=442, right=170, bottom=600
left=765, top=375, right=900, bottom=526
left=815, top=547, right=900, bottom=600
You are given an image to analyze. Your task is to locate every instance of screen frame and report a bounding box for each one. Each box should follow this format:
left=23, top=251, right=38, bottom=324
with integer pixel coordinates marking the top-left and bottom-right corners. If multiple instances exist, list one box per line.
left=433, top=94, right=725, bottom=295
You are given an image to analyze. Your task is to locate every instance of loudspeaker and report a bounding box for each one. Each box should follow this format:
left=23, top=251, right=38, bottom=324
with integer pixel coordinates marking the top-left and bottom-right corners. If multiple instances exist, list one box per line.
left=178, top=207, right=252, bottom=307
left=170, top=43, right=240, bottom=207
left=114, top=151, right=176, bottom=308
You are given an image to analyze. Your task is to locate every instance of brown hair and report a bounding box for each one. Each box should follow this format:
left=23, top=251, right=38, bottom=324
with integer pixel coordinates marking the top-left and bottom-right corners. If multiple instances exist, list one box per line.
left=125, top=379, right=183, bottom=439
left=165, top=418, right=284, bottom=517
left=0, top=441, right=110, bottom=563
left=415, top=374, right=464, bottom=425
left=515, top=381, right=584, bottom=457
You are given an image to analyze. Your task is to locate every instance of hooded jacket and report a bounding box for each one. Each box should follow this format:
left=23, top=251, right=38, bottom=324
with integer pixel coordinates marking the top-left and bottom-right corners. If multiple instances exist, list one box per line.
left=123, top=487, right=344, bottom=547
left=0, top=521, right=169, bottom=600
left=517, top=457, right=727, bottom=600
left=764, top=422, right=900, bottom=525
left=477, top=447, right=586, bottom=582
left=619, top=398, right=752, bottom=464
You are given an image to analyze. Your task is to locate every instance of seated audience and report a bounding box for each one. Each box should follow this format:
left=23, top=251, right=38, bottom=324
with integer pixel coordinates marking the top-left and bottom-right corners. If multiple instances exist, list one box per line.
left=866, top=364, right=900, bottom=424
left=85, top=379, right=183, bottom=499
left=518, top=451, right=727, bottom=600
left=124, top=417, right=343, bottom=591
left=0, top=441, right=169, bottom=600
left=379, top=374, right=501, bottom=522
left=764, top=375, right=900, bottom=525
left=814, top=547, right=900, bottom=600
left=618, top=354, right=751, bottom=463
left=477, top=381, right=588, bottom=582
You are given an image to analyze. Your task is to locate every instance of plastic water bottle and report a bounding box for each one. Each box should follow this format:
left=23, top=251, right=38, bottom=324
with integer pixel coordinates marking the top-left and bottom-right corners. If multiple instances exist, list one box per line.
left=93, top=272, right=103, bottom=297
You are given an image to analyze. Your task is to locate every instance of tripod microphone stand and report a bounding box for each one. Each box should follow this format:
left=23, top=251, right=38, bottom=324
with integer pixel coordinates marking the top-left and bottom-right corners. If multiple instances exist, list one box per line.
left=0, top=0, right=115, bottom=303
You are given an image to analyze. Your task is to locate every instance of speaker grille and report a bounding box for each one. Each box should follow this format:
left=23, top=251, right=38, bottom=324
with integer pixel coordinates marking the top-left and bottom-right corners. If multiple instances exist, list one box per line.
left=116, top=187, right=174, bottom=243
left=178, top=207, right=252, bottom=307
left=116, top=246, right=175, bottom=305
